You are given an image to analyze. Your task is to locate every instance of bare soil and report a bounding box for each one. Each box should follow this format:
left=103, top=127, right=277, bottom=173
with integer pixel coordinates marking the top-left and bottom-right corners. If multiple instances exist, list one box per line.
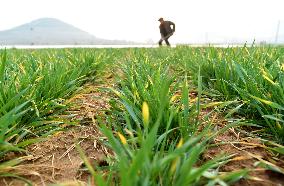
left=0, top=84, right=112, bottom=186
left=202, top=116, right=284, bottom=186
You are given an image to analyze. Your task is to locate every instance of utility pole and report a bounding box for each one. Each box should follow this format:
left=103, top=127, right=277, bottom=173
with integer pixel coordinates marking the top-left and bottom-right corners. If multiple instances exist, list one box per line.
left=275, top=20, right=280, bottom=44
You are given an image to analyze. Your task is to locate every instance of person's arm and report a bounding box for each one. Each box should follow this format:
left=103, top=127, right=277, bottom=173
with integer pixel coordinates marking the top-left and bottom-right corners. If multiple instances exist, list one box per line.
left=170, top=21, right=175, bottom=32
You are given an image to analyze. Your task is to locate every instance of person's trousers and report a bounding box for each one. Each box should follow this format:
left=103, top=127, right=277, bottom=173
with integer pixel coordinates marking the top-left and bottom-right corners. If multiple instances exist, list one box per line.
left=159, top=33, right=173, bottom=46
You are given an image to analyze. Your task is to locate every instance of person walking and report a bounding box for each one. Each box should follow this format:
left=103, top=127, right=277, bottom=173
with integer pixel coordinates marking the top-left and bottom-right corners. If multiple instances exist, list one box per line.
left=158, top=18, right=175, bottom=46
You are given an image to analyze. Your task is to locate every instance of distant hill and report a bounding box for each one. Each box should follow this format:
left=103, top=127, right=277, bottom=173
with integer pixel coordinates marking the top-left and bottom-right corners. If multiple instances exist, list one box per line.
left=0, top=18, right=134, bottom=45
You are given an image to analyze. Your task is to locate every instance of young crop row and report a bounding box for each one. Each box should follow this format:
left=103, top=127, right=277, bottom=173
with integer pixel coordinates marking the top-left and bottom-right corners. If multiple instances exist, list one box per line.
left=170, top=46, right=284, bottom=143
left=79, top=46, right=284, bottom=185
left=79, top=48, right=247, bottom=185
left=0, top=48, right=109, bottom=160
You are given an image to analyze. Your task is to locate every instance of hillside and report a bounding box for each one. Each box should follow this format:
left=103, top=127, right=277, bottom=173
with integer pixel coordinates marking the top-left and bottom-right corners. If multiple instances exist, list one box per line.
left=0, top=18, right=133, bottom=45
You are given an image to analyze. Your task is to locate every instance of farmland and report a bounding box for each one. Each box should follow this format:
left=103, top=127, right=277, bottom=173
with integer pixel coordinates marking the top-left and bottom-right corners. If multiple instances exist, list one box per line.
left=0, top=46, right=284, bottom=185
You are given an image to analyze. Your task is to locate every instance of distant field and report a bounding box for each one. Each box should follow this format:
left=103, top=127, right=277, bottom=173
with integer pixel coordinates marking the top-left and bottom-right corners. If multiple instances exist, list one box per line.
left=0, top=44, right=159, bottom=49
left=0, top=43, right=264, bottom=49
left=0, top=46, right=283, bottom=185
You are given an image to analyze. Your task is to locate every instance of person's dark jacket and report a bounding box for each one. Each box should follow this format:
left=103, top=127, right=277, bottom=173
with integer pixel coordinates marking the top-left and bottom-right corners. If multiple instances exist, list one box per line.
left=159, top=21, right=175, bottom=37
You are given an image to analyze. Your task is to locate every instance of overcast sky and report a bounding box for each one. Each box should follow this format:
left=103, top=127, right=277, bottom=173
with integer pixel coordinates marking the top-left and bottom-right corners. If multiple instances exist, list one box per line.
left=0, top=0, right=284, bottom=43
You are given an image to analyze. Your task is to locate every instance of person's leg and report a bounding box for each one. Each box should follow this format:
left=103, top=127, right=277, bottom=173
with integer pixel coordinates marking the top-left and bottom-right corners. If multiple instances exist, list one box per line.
left=164, top=33, right=172, bottom=46
left=158, top=38, right=163, bottom=46
left=165, top=38, right=171, bottom=46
